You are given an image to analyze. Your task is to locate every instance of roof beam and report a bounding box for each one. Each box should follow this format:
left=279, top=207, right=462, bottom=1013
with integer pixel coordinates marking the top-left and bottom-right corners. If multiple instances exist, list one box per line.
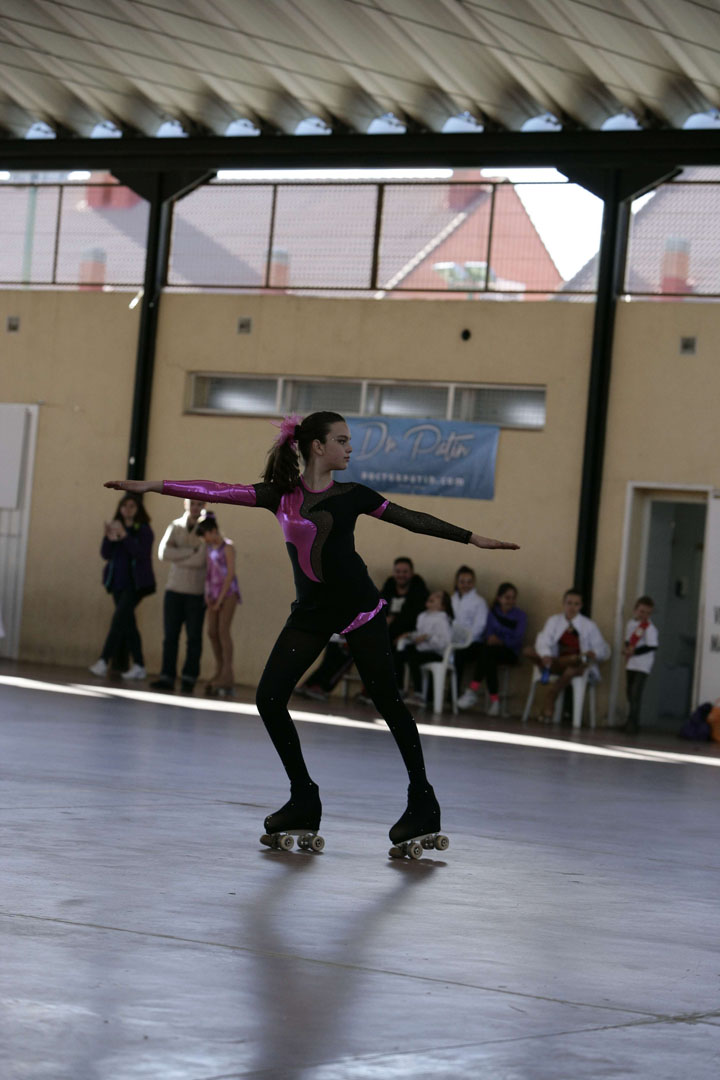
left=0, top=129, right=719, bottom=173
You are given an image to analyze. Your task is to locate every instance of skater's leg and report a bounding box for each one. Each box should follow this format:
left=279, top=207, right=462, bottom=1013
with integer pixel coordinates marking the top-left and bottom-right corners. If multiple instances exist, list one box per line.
left=181, top=594, right=205, bottom=684
left=346, top=614, right=428, bottom=784
left=215, top=594, right=237, bottom=687
left=205, top=606, right=223, bottom=684
left=255, top=624, right=329, bottom=786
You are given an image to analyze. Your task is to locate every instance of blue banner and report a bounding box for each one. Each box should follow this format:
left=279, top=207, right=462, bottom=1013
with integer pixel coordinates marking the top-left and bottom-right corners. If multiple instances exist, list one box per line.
left=344, top=417, right=499, bottom=500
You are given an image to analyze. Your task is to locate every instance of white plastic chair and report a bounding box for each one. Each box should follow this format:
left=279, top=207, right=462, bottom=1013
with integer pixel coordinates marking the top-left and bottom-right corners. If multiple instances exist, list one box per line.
left=521, top=665, right=597, bottom=729
left=420, top=625, right=474, bottom=715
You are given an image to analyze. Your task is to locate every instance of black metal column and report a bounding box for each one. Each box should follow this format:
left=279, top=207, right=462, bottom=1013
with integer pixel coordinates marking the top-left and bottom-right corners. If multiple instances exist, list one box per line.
left=114, top=169, right=214, bottom=479
left=565, top=165, right=679, bottom=612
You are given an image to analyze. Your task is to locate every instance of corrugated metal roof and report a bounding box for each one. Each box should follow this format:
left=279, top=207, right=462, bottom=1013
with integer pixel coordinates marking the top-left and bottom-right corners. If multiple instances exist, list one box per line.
left=0, top=0, right=718, bottom=139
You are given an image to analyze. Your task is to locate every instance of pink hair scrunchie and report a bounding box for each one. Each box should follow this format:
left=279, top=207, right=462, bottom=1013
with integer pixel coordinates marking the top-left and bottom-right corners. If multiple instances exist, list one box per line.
left=271, top=413, right=302, bottom=448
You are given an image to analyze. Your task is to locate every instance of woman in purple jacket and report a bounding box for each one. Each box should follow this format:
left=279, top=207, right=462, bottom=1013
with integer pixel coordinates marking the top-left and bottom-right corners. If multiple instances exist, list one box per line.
left=89, top=494, right=155, bottom=680
left=457, top=582, right=527, bottom=714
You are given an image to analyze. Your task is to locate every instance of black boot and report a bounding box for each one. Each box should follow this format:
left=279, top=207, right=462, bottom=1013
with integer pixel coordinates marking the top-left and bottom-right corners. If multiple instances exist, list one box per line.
left=264, top=780, right=322, bottom=834
left=389, top=782, right=441, bottom=844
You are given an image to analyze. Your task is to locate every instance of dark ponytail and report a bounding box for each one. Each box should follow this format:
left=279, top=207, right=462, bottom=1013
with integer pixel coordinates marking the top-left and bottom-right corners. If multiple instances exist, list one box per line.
left=262, top=411, right=345, bottom=492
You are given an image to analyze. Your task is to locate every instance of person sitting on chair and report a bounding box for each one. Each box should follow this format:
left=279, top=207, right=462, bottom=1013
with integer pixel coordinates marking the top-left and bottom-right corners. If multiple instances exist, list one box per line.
left=524, top=588, right=610, bottom=721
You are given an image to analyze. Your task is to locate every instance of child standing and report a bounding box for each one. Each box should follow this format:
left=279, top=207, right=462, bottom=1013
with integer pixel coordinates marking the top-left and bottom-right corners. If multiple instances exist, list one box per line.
left=395, top=591, right=453, bottom=706
left=196, top=513, right=241, bottom=696
left=623, top=595, right=658, bottom=734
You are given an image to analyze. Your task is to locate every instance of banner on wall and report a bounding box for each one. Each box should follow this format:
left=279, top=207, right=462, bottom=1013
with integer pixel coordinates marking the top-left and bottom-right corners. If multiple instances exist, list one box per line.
left=344, top=417, right=499, bottom=500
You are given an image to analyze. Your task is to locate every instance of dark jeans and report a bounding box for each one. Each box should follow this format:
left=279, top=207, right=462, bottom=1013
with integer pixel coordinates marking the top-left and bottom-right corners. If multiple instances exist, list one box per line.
left=102, top=589, right=145, bottom=666
left=397, top=644, right=443, bottom=692
left=626, top=670, right=648, bottom=729
left=304, top=640, right=355, bottom=691
left=469, top=643, right=518, bottom=695
left=161, top=590, right=206, bottom=683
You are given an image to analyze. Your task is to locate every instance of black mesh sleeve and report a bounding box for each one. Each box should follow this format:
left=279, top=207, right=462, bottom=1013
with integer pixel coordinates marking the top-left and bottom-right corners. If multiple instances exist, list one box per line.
left=252, top=482, right=282, bottom=513
left=377, top=501, right=472, bottom=544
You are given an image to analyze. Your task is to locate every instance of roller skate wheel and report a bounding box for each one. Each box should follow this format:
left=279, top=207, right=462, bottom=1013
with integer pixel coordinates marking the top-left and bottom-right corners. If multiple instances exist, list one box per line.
left=434, top=834, right=450, bottom=851
left=421, top=836, right=435, bottom=850
left=279, top=834, right=294, bottom=851
left=297, top=835, right=308, bottom=850
left=407, top=842, right=423, bottom=860
left=260, top=834, right=272, bottom=847
left=388, top=845, right=403, bottom=859
left=309, top=835, right=325, bottom=852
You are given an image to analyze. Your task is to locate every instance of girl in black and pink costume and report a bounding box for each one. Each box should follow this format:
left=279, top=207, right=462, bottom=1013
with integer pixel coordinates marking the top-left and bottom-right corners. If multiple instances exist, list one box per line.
left=106, top=411, right=518, bottom=847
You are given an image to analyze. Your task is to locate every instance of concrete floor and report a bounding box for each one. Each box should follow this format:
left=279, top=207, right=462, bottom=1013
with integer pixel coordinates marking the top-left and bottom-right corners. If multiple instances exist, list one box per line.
left=1, top=662, right=720, bottom=1080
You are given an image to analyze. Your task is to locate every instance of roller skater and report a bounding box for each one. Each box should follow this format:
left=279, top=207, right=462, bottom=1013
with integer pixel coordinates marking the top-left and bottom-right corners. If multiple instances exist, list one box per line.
left=105, top=411, right=518, bottom=858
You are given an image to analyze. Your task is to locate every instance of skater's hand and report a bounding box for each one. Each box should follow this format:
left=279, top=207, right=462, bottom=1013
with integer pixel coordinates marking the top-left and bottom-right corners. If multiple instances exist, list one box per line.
left=542, top=656, right=552, bottom=668
left=470, top=533, right=520, bottom=550
left=104, top=479, right=162, bottom=494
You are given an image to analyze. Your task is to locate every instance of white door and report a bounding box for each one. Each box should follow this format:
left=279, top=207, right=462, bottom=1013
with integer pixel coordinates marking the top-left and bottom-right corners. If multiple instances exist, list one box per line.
left=697, top=494, right=720, bottom=705
left=0, top=404, right=38, bottom=658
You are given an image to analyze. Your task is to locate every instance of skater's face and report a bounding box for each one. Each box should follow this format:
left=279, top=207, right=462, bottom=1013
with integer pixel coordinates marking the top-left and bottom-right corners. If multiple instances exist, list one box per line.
left=456, top=571, right=475, bottom=596
left=497, top=587, right=516, bottom=612
left=563, top=593, right=582, bottom=619
left=314, top=422, right=352, bottom=471
left=634, top=603, right=653, bottom=623
left=201, top=528, right=220, bottom=545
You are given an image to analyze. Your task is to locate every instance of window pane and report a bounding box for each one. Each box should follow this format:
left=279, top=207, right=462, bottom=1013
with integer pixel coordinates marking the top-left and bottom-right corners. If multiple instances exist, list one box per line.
left=626, top=179, right=720, bottom=296
left=453, top=387, right=545, bottom=428
left=169, top=185, right=273, bottom=286
left=0, top=186, right=60, bottom=283
left=55, top=186, right=148, bottom=285
left=373, top=384, right=448, bottom=418
left=192, top=376, right=277, bottom=414
left=270, top=184, right=378, bottom=288
left=287, top=380, right=362, bottom=415
left=377, top=184, right=492, bottom=294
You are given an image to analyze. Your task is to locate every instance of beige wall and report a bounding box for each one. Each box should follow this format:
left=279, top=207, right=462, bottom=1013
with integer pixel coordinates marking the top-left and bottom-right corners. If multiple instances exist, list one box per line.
left=594, top=302, right=720, bottom=657
left=7, top=289, right=719, bottom=719
left=0, top=291, right=139, bottom=665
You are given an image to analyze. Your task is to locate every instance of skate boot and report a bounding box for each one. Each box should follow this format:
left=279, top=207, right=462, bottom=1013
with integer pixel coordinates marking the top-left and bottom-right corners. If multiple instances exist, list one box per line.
left=388, top=782, right=449, bottom=860
left=259, top=781, right=324, bottom=853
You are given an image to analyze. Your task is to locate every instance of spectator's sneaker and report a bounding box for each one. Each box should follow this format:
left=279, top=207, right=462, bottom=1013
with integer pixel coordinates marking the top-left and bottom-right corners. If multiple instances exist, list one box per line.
left=150, top=677, right=174, bottom=692
left=355, top=693, right=374, bottom=706
left=486, top=699, right=500, bottom=717
left=457, top=688, right=478, bottom=710
left=88, top=658, right=108, bottom=677
left=122, top=664, right=146, bottom=680
left=303, top=685, right=328, bottom=701
left=180, top=679, right=195, bottom=695
left=408, top=691, right=426, bottom=706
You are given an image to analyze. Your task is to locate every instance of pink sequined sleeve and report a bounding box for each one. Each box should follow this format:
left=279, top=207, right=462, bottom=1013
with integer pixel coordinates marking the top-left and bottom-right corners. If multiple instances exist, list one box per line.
left=162, top=480, right=257, bottom=505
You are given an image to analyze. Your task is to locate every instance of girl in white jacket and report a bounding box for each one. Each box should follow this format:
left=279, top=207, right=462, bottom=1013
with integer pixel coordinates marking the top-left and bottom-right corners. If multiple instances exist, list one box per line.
left=396, top=591, right=453, bottom=705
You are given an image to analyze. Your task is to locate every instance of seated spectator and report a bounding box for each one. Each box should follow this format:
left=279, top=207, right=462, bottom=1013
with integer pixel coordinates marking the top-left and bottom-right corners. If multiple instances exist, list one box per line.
left=524, top=588, right=610, bottom=721
left=295, top=633, right=353, bottom=701
left=457, top=582, right=527, bottom=715
left=450, top=565, right=489, bottom=685
left=395, top=591, right=453, bottom=706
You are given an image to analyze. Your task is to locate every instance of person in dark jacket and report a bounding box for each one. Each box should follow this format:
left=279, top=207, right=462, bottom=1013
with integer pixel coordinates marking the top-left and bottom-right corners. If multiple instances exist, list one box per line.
left=89, top=494, right=155, bottom=680
left=380, top=556, right=430, bottom=684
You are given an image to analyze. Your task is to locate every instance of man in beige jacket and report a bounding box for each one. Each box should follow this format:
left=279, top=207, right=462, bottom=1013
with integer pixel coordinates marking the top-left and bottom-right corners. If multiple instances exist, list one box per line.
left=150, top=498, right=207, bottom=693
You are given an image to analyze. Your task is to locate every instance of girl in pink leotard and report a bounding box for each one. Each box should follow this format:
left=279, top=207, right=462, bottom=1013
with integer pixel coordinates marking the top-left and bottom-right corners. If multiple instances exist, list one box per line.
left=196, top=513, right=240, bottom=695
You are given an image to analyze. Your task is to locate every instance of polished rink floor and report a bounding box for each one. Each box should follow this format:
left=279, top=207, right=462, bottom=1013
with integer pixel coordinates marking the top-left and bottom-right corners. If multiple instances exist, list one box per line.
left=1, top=664, right=719, bottom=1080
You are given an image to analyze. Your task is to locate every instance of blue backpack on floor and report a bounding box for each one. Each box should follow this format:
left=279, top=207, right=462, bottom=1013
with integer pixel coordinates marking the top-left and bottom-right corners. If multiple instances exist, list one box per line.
left=679, top=702, right=712, bottom=741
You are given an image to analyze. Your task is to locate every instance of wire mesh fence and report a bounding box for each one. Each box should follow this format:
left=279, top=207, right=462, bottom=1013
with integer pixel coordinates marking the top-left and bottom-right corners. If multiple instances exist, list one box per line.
left=0, top=169, right=719, bottom=299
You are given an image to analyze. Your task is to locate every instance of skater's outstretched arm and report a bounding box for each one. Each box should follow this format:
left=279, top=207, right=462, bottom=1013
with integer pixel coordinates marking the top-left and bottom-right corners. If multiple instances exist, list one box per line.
left=369, top=499, right=519, bottom=550
left=104, top=479, right=278, bottom=509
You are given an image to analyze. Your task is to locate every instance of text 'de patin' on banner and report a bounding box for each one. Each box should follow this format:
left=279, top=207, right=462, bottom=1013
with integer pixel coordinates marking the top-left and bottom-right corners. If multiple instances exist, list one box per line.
left=344, top=418, right=499, bottom=500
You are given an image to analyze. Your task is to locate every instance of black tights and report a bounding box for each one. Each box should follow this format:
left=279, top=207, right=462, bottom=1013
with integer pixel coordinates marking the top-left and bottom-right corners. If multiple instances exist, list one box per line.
left=255, top=614, right=427, bottom=788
